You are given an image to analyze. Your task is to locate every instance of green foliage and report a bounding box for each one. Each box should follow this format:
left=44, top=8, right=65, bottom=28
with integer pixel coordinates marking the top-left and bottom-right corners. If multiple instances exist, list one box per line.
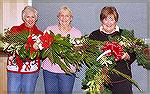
left=81, top=29, right=150, bottom=94
left=136, top=53, right=150, bottom=69
left=40, top=29, right=150, bottom=93
left=2, top=30, right=29, bottom=44
left=41, top=34, right=82, bottom=73
left=1, top=28, right=150, bottom=94
left=1, top=30, right=38, bottom=61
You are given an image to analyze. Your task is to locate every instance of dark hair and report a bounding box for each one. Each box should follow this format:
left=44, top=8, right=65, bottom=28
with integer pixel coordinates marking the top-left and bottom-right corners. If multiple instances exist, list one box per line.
left=100, top=6, right=119, bottom=22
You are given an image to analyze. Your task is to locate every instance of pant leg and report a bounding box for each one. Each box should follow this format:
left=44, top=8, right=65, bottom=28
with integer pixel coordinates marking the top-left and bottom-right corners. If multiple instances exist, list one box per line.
left=43, top=70, right=59, bottom=94
left=22, top=72, right=39, bottom=94
left=58, top=73, right=75, bottom=94
left=7, top=72, right=22, bottom=94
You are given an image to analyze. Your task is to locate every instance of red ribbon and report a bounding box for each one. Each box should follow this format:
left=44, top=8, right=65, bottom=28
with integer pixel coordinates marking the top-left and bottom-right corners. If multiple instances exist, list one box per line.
left=101, top=41, right=124, bottom=61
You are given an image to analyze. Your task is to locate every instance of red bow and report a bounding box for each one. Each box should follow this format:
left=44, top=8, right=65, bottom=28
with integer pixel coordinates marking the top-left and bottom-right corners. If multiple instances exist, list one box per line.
left=101, top=41, right=124, bottom=61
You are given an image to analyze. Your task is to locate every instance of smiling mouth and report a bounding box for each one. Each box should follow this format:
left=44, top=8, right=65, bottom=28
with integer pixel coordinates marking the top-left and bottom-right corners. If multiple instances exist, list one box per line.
left=28, top=21, right=35, bottom=24
left=61, top=21, right=68, bottom=23
left=105, top=24, right=113, bottom=27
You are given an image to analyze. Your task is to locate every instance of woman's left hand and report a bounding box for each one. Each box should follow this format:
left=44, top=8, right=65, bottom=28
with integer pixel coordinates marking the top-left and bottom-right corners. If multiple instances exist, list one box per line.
left=122, top=52, right=130, bottom=60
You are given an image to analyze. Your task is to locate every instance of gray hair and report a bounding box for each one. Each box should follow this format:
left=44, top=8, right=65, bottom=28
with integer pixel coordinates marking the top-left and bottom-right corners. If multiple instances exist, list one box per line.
left=22, top=6, right=38, bottom=21
left=57, top=5, right=73, bottom=17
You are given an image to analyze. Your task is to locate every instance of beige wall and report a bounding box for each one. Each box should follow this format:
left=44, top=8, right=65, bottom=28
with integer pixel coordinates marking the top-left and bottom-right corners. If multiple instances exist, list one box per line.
left=0, top=2, right=2, bottom=35
left=0, top=0, right=29, bottom=93
left=3, top=0, right=29, bottom=31
left=0, top=55, right=7, bottom=94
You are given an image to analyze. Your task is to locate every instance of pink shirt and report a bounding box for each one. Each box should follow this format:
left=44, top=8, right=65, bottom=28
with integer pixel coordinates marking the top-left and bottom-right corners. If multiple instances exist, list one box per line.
left=42, top=25, right=82, bottom=73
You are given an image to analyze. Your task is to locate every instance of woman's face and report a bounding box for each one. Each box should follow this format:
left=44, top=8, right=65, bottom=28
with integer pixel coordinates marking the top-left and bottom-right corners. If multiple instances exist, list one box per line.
left=58, top=10, right=72, bottom=27
left=102, top=15, right=117, bottom=33
left=24, top=11, right=37, bottom=28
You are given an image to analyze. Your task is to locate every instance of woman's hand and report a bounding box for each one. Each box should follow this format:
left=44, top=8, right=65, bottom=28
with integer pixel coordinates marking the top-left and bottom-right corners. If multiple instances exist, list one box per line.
left=122, top=52, right=130, bottom=60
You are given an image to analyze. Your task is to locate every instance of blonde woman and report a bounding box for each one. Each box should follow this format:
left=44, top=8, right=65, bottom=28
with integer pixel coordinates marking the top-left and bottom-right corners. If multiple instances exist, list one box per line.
left=42, top=6, right=82, bottom=94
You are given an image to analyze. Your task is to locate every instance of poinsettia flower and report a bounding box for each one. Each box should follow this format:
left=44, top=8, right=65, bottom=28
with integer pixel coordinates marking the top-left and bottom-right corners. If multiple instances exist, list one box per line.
left=101, top=41, right=124, bottom=61
left=39, top=32, right=54, bottom=49
left=24, top=35, right=37, bottom=54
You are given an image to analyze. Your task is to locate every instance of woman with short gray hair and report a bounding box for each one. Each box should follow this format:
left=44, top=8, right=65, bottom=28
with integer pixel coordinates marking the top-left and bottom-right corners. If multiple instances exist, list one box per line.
left=7, top=6, right=43, bottom=94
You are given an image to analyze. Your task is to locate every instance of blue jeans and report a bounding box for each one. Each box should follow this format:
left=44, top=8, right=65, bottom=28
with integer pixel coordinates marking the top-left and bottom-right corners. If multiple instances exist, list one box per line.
left=7, top=72, right=39, bottom=94
left=43, top=70, right=75, bottom=94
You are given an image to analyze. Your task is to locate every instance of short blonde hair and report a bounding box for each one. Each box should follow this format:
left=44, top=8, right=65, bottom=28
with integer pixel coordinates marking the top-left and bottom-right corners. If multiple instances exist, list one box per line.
left=57, top=5, right=73, bottom=17
left=22, top=6, right=38, bottom=21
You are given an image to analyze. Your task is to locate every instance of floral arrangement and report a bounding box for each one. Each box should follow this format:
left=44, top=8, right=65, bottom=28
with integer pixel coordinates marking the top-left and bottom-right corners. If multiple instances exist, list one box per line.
left=81, top=29, right=150, bottom=94
left=0, top=29, right=83, bottom=73
left=1, top=29, right=150, bottom=94
left=39, top=31, right=83, bottom=73
left=1, top=29, right=41, bottom=60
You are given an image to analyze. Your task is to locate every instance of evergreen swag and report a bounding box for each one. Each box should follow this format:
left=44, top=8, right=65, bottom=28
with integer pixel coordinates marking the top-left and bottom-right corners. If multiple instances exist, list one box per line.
left=0, top=29, right=150, bottom=94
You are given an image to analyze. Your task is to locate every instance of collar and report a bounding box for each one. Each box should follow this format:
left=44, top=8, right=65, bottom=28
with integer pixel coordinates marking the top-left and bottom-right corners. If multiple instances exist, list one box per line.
left=20, top=23, right=43, bottom=35
left=20, top=23, right=37, bottom=30
left=100, top=25, right=119, bottom=34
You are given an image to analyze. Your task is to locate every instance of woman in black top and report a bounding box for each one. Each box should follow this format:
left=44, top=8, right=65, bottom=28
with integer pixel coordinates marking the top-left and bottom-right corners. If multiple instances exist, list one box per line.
left=89, top=6, right=136, bottom=94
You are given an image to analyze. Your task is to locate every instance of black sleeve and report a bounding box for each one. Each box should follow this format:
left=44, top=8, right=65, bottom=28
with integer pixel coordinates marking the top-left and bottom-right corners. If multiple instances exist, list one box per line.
left=89, top=31, right=95, bottom=40
left=126, top=51, right=136, bottom=65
